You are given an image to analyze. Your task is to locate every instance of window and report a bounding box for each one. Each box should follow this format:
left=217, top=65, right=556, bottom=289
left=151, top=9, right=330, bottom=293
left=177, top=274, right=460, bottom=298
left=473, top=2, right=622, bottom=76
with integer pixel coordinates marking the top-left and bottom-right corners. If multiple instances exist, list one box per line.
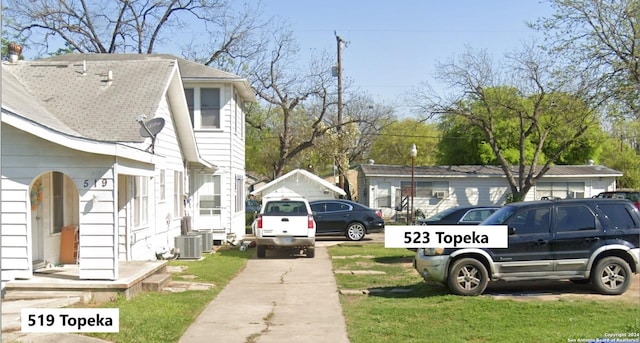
left=556, top=205, right=596, bottom=232
left=310, top=203, right=326, bottom=213
left=399, top=181, right=449, bottom=198
left=52, top=171, right=64, bottom=234
left=598, top=203, right=638, bottom=229
left=185, top=88, right=195, bottom=126
left=160, top=170, right=166, bottom=201
left=174, top=171, right=183, bottom=217
left=509, top=207, right=551, bottom=235
left=184, top=87, right=221, bottom=129
left=536, top=182, right=585, bottom=199
left=235, top=174, right=243, bottom=213
left=133, top=176, right=149, bottom=227
left=199, top=175, right=221, bottom=215
left=326, top=202, right=351, bottom=212
left=460, top=209, right=497, bottom=223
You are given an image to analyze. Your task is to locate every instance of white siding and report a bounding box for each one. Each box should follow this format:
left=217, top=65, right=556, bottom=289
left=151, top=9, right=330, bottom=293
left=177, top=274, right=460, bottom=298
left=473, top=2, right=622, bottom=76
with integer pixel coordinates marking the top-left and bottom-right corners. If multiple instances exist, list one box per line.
left=189, top=83, right=248, bottom=241
left=2, top=124, right=120, bottom=280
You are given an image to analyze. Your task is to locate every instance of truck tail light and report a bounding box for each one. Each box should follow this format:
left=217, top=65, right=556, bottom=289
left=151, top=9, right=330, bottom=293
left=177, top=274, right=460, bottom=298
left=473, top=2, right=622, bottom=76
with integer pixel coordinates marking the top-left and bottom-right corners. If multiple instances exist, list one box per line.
left=256, top=215, right=263, bottom=229
left=308, top=215, right=315, bottom=229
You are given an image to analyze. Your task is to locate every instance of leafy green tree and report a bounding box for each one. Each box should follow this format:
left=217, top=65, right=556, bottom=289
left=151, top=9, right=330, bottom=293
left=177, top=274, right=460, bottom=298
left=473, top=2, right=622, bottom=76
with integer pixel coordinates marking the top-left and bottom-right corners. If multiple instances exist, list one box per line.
left=598, top=135, right=640, bottom=189
left=368, top=119, right=439, bottom=166
left=436, top=116, right=484, bottom=165
left=413, top=46, right=602, bottom=201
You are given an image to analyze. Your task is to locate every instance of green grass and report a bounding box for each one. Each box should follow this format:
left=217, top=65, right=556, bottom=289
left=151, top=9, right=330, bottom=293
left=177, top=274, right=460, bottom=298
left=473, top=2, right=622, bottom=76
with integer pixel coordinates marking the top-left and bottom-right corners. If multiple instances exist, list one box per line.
left=84, top=247, right=252, bottom=343
left=330, top=243, right=640, bottom=343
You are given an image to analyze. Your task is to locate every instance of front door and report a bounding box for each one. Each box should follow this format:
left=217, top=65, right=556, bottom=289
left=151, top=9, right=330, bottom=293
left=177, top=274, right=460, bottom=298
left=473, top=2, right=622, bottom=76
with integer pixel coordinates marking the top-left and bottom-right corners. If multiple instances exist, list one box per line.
left=492, top=206, right=553, bottom=275
left=194, top=173, right=221, bottom=230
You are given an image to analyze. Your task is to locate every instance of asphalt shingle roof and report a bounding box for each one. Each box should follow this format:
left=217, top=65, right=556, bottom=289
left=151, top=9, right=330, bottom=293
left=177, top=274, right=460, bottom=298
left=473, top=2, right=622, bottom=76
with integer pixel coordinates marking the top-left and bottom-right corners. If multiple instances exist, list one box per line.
left=3, top=56, right=177, bottom=142
left=359, top=164, right=622, bottom=177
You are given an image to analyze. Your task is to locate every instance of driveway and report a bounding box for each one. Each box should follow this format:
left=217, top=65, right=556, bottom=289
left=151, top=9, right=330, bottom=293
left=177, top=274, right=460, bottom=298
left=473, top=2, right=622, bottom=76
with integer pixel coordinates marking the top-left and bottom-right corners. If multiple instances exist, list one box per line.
left=178, top=245, right=349, bottom=343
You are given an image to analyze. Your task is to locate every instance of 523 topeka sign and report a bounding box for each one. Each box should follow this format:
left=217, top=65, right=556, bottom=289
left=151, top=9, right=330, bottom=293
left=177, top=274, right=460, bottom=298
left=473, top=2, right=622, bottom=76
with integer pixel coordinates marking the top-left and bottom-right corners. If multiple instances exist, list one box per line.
left=385, top=225, right=508, bottom=249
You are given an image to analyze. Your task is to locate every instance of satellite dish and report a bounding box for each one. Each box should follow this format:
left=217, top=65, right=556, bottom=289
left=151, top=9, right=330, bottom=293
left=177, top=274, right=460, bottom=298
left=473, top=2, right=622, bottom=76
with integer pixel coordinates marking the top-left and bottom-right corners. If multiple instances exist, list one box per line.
left=139, top=118, right=165, bottom=137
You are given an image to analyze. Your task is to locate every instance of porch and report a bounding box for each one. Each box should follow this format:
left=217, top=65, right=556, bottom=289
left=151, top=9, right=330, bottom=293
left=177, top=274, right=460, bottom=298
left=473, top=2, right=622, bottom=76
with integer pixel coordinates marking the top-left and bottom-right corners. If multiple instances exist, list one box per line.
left=3, top=260, right=168, bottom=303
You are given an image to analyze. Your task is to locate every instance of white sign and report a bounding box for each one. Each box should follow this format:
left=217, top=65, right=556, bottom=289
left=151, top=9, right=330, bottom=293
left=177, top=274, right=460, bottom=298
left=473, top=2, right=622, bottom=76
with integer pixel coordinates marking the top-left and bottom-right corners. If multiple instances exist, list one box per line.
left=21, top=308, right=119, bottom=333
left=385, top=225, right=508, bottom=248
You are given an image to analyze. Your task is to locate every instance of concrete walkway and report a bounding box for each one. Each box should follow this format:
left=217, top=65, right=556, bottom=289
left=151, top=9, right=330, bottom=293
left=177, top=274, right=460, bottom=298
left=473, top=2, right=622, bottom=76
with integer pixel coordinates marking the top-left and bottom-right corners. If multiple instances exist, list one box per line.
left=178, top=245, right=350, bottom=343
left=2, top=241, right=354, bottom=343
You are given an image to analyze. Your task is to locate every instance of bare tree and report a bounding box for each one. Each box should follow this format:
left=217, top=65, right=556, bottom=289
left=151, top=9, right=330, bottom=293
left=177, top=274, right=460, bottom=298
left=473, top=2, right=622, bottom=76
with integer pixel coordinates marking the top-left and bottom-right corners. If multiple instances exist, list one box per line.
left=2, top=0, right=266, bottom=65
left=531, top=0, right=640, bottom=120
left=413, top=45, right=601, bottom=201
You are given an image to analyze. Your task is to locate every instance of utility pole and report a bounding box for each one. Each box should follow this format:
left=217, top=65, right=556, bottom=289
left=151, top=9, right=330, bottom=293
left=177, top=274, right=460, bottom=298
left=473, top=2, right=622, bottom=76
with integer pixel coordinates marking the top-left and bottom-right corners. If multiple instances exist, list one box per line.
left=335, top=32, right=347, bottom=196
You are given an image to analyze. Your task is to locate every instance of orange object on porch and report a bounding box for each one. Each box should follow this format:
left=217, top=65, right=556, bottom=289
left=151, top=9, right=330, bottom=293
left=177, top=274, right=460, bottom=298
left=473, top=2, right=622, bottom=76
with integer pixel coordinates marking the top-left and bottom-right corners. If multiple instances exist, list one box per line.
left=60, top=226, right=78, bottom=264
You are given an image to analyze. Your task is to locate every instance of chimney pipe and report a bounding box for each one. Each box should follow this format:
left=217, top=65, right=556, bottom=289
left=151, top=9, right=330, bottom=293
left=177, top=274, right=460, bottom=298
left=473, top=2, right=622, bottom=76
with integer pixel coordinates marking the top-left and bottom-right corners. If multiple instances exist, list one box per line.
left=7, top=42, right=22, bottom=63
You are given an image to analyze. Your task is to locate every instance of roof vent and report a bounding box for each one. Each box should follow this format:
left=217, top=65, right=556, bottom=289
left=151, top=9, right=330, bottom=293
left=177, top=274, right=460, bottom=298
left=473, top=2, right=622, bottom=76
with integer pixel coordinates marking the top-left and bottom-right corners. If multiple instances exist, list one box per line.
left=587, top=159, right=594, bottom=166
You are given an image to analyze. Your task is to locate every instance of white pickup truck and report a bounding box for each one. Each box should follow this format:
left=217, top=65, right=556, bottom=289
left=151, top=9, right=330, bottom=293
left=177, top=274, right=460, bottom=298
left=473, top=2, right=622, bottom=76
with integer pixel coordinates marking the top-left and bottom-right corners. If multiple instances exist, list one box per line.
left=253, top=196, right=316, bottom=258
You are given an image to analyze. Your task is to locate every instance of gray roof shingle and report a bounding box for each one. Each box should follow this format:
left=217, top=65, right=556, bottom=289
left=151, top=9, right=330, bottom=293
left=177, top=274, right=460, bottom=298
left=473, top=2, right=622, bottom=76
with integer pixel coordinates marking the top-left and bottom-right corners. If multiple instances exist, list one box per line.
left=3, top=56, right=176, bottom=142
left=359, top=164, right=622, bottom=177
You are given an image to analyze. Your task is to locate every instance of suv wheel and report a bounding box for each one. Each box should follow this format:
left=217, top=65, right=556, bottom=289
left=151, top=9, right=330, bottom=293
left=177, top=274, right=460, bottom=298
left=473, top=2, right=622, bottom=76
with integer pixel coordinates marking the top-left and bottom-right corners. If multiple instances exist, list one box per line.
left=591, top=256, right=632, bottom=295
left=447, top=258, right=489, bottom=296
left=346, top=223, right=366, bottom=241
left=306, top=247, right=315, bottom=258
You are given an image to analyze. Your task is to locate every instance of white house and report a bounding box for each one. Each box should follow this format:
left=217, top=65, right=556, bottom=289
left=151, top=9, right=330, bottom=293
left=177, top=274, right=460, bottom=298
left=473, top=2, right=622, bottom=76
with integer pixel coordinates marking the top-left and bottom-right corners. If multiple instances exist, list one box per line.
left=358, top=164, right=623, bottom=219
left=250, top=169, right=346, bottom=201
left=1, top=53, right=254, bottom=287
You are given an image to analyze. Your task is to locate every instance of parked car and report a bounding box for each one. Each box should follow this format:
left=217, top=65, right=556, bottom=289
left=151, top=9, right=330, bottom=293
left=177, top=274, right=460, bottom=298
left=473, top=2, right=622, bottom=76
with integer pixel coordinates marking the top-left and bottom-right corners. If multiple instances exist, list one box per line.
left=310, top=199, right=385, bottom=241
left=594, top=190, right=640, bottom=209
left=417, top=206, right=501, bottom=225
left=414, top=198, right=640, bottom=296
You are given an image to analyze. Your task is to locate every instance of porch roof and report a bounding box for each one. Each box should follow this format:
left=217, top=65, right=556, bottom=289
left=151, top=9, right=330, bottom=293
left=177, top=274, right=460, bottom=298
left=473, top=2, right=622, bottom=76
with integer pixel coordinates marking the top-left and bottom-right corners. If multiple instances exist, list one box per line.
left=359, top=164, right=623, bottom=178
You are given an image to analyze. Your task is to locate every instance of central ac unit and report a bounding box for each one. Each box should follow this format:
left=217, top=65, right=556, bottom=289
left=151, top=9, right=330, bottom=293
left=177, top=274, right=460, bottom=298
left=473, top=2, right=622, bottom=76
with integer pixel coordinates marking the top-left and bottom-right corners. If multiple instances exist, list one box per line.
left=175, top=235, right=202, bottom=259
left=188, top=231, right=213, bottom=253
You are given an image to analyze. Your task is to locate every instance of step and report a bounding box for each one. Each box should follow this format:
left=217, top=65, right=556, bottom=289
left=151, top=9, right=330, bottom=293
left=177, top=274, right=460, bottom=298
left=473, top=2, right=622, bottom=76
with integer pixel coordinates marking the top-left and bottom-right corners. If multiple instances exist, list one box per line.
left=3, top=289, right=91, bottom=302
left=142, top=273, right=172, bottom=291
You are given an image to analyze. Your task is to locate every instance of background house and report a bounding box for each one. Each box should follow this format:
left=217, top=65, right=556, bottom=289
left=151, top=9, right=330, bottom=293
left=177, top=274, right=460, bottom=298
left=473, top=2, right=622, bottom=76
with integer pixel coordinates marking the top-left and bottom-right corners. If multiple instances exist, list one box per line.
left=250, top=169, right=346, bottom=200
left=1, top=53, right=254, bottom=288
left=358, top=164, right=623, bottom=220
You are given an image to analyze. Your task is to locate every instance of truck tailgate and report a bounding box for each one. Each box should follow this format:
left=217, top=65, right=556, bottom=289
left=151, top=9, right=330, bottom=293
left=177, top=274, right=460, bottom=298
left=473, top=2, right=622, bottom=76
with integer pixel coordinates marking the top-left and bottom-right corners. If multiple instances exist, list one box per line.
left=260, top=214, right=312, bottom=237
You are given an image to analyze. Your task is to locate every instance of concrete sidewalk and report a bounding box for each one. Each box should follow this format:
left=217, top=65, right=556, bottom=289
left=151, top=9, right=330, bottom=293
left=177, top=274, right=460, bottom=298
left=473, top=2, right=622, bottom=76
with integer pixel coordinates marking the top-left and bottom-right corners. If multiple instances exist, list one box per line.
left=178, top=245, right=350, bottom=343
left=2, top=244, right=352, bottom=343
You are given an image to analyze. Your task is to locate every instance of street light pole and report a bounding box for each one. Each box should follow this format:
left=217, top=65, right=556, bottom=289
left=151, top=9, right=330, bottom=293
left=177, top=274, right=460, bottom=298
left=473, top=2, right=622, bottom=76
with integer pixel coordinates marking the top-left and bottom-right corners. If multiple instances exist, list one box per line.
left=410, top=144, right=417, bottom=225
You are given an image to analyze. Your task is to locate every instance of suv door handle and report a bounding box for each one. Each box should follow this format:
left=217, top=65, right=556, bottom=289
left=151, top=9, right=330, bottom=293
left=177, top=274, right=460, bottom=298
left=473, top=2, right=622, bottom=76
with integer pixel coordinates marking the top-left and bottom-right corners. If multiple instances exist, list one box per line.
left=585, top=237, right=600, bottom=242
left=534, top=240, right=547, bottom=246
left=281, top=218, right=289, bottom=222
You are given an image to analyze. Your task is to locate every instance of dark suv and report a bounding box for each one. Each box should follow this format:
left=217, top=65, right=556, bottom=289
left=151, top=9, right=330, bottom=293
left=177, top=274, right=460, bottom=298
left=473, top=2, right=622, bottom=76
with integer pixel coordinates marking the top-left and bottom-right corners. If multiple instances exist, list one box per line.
left=414, top=198, right=640, bottom=296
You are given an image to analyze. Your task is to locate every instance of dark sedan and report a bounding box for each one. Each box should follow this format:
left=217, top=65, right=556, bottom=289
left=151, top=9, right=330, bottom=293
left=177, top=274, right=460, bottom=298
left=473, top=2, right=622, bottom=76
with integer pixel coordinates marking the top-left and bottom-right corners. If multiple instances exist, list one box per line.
left=417, top=206, right=500, bottom=225
left=310, top=199, right=385, bottom=241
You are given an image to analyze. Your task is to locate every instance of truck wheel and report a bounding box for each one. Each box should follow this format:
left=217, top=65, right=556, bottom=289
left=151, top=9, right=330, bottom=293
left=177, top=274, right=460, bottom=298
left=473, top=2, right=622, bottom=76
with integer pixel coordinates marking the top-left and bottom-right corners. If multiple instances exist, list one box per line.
left=591, top=256, right=632, bottom=295
left=306, top=247, right=315, bottom=258
left=257, top=245, right=266, bottom=258
left=447, top=258, right=489, bottom=296
left=346, top=223, right=365, bottom=241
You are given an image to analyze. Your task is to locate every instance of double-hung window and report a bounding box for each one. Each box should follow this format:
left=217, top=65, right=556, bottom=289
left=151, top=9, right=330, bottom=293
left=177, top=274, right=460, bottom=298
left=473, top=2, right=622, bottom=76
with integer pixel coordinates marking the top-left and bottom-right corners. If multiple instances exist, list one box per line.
left=184, top=87, right=221, bottom=129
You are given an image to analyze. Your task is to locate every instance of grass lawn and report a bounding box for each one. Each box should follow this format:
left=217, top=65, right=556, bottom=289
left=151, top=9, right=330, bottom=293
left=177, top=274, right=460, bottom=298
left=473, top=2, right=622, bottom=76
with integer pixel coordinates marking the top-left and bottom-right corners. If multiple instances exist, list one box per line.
left=84, top=247, right=253, bottom=343
left=330, top=243, right=640, bottom=343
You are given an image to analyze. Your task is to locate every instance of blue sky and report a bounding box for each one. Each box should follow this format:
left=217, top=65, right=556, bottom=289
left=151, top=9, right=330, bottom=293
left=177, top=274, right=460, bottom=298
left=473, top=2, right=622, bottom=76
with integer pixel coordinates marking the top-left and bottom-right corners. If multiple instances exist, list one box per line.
left=248, top=0, right=555, bottom=116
